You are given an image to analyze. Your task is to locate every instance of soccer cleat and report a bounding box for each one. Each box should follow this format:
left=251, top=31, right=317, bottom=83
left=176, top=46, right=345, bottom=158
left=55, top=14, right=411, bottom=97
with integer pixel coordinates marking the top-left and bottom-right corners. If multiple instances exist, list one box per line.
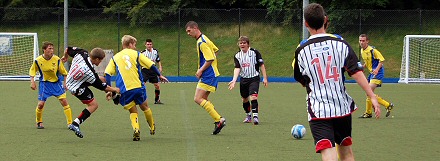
left=112, top=93, right=120, bottom=105
left=68, top=124, right=83, bottom=138
left=149, top=124, right=155, bottom=135
left=154, top=100, right=164, bottom=104
left=386, top=103, right=394, bottom=117
left=243, top=115, right=252, bottom=123
left=212, top=117, right=226, bottom=135
left=36, top=122, right=45, bottom=129
left=358, top=113, right=372, bottom=118
left=253, top=116, right=259, bottom=125
left=133, top=130, right=140, bottom=141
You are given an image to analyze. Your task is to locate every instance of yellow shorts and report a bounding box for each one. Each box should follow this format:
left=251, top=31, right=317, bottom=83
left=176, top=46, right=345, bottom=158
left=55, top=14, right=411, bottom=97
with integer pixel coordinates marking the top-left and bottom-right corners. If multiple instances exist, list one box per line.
left=197, top=82, right=217, bottom=93
left=56, top=93, right=67, bottom=100
left=370, top=79, right=382, bottom=87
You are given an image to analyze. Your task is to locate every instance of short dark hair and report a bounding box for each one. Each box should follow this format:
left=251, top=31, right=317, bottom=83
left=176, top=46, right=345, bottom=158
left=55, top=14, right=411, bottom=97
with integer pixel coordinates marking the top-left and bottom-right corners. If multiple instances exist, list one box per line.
left=90, top=47, right=105, bottom=60
left=304, top=3, right=326, bottom=30
left=185, top=21, right=198, bottom=29
left=145, top=39, right=152, bottom=43
left=359, top=34, right=369, bottom=40
left=42, top=41, right=53, bottom=50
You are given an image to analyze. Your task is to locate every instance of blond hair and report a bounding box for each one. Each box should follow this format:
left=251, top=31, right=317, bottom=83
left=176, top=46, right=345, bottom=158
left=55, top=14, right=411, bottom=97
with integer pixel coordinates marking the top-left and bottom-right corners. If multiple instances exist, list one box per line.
left=121, top=35, right=137, bottom=48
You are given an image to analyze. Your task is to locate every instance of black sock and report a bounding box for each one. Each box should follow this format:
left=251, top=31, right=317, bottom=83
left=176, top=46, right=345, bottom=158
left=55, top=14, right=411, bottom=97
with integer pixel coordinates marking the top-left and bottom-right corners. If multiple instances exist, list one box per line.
left=78, top=108, right=91, bottom=124
left=251, top=100, right=258, bottom=114
left=243, top=101, right=251, bottom=113
left=155, top=90, right=160, bottom=102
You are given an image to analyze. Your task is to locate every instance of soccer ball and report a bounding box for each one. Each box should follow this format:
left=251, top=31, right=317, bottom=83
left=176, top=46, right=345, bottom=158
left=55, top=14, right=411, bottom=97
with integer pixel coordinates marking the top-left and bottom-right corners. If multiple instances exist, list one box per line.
left=291, top=124, right=306, bottom=139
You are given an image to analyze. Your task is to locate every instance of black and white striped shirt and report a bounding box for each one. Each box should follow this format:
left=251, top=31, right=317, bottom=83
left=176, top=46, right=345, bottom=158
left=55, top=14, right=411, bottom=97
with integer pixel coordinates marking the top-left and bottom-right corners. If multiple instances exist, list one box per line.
left=234, top=48, right=264, bottom=78
left=293, top=34, right=363, bottom=121
left=66, top=47, right=106, bottom=94
left=141, top=48, right=160, bottom=63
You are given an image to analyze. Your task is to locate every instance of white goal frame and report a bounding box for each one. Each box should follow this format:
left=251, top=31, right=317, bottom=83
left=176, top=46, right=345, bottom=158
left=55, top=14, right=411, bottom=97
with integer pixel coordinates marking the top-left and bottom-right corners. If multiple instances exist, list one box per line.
left=399, top=35, right=440, bottom=84
left=0, top=33, right=39, bottom=80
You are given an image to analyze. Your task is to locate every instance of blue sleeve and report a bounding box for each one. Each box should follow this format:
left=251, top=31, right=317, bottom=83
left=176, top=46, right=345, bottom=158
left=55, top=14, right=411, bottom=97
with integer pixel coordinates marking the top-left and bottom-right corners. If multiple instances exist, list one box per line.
left=105, top=73, right=112, bottom=86
left=150, top=65, right=161, bottom=76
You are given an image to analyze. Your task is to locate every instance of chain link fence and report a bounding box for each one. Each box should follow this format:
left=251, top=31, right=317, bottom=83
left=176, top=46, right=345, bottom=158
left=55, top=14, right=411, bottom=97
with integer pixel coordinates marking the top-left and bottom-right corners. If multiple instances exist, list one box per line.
left=1, top=8, right=439, bottom=77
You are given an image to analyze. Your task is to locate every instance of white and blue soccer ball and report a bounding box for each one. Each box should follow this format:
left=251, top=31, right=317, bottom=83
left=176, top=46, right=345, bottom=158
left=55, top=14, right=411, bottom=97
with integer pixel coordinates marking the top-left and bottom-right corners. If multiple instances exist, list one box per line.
left=291, top=124, right=306, bottom=139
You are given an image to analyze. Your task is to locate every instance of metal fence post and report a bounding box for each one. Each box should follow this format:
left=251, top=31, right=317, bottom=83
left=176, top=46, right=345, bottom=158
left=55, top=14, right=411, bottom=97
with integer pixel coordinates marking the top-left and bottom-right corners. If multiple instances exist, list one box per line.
left=177, top=8, right=181, bottom=76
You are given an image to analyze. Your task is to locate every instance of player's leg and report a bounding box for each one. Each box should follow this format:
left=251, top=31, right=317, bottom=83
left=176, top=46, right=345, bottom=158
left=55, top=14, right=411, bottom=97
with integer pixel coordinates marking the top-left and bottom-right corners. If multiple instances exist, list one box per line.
left=240, top=79, right=251, bottom=123
left=35, top=100, right=45, bottom=129
left=248, top=77, right=261, bottom=125
left=135, top=88, right=155, bottom=135
left=309, top=119, right=338, bottom=161
left=126, top=102, right=141, bottom=141
left=195, top=78, right=225, bottom=135
left=69, top=88, right=97, bottom=138
left=150, top=73, right=162, bottom=104
left=57, top=94, right=72, bottom=126
left=334, top=115, right=354, bottom=161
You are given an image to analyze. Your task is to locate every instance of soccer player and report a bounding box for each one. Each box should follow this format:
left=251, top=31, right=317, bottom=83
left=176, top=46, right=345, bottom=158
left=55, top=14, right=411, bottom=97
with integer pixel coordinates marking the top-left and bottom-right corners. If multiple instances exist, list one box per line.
left=228, top=36, right=268, bottom=125
left=61, top=47, right=120, bottom=138
left=293, top=3, right=381, bottom=161
left=140, top=39, right=164, bottom=104
left=185, top=21, right=226, bottom=135
left=29, top=41, right=72, bottom=129
left=358, top=34, right=395, bottom=118
left=105, top=35, right=169, bottom=141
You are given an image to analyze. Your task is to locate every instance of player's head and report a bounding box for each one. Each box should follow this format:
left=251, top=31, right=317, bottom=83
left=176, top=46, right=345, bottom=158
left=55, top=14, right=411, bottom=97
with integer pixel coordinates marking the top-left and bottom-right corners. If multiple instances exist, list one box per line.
left=238, top=36, right=250, bottom=51
left=185, top=21, right=201, bottom=39
left=90, top=47, right=106, bottom=66
left=42, top=41, right=54, bottom=55
left=145, top=39, right=153, bottom=50
left=122, top=35, right=137, bottom=50
left=359, top=34, right=369, bottom=49
left=304, top=3, right=326, bottom=30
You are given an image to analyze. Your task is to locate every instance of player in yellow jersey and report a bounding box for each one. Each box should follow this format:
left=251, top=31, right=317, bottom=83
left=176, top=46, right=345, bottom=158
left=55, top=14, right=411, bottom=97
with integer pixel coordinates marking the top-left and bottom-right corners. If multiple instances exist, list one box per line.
left=29, top=41, right=72, bottom=129
left=185, top=21, right=226, bottom=135
left=358, top=34, right=395, bottom=118
left=105, top=35, right=168, bottom=141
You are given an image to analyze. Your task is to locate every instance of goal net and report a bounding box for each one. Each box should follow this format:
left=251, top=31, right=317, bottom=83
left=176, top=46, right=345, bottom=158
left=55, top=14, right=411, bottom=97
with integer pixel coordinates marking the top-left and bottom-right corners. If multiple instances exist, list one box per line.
left=0, top=33, right=39, bottom=80
left=399, top=35, right=440, bottom=84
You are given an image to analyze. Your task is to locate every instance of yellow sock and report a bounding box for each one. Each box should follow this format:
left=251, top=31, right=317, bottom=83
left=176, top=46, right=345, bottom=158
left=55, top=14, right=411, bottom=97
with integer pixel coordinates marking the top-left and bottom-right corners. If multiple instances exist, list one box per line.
left=376, top=94, right=390, bottom=108
left=63, top=105, right=72, bottom=125
left=365, top=97, right=373, bottom=114
left=143, top=108, right=155, bottom=130
left=200, top=100, right=221, bottom=122
left=130, top=113, right=140, bottom=131
left=36, top=107, right=43, bottom=123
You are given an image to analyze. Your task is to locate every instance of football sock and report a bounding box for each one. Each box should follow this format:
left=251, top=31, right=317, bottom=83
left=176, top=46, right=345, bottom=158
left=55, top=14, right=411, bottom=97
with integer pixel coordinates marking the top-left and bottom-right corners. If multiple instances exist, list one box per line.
left=74, top=108, right=91, bottom=125
left=376, top=94, right=390, bottom=108
left=63, top=105, right=72, bottom=125
left=35, top=107, right=43, bottom=123
left=200, top=100, right=221, bottom=122
left=130, top=113, right=140, bottom=131
left=366, top=97, right=373, bottom=114
left=251, top=100, right=259, bottom=117
left=155, top=90, right=160, bottom=102
left=143, top=108, right=155, bottom=129
left=243, top=101, right=251, bottom=113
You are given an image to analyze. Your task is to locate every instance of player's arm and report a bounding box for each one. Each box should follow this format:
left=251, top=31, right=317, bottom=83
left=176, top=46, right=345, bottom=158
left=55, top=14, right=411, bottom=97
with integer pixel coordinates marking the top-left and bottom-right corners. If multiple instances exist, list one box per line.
left=372, top=49, right=385, bottom=75
left=29, top=60, right=38, bottom=90
left=104, top=58, right=116, bottom=86
left=156, top=52, right=163, bottom=73
left=59, top=60, right=68, bottom=90
left=228, top=56, right=241, bottom=90
left=196, top=43, right=214, bottom=79
left=255, top=50, right=268, bottom=87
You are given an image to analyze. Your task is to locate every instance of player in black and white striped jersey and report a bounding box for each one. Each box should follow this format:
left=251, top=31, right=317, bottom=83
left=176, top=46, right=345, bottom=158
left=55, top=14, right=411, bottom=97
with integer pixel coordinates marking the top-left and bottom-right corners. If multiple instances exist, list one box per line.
left=61, top=47, right=120, bottom=138
left=292, top=3, right=381, bottom=160
left=228, top=36, right=268, bottom=125
left=140, top=39, right=164, bottom=104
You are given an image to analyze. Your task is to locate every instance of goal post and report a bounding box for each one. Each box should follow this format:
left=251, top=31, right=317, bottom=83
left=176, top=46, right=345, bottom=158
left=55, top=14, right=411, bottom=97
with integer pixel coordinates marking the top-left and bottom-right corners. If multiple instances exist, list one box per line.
left=399, top=35, right=440, bottom=84
left=0, top=33, right=39, bottom=80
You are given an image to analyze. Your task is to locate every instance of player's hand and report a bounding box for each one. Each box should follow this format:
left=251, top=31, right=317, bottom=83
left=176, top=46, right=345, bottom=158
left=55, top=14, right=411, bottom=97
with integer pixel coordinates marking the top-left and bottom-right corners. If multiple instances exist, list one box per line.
left=106, top=92, right=113, bottom=101
left=61, top=48, right=68, bottom=63
left=228, top=81, right=235, bottom=90
left=30, top=82, right=36, bottom=90
left=263, top=78, right=268, bottom=87
left=370, top=96, right=381, bottom=119
left=195, top=70, right=202, bottom=79
left=159, top=75, right=169, bottom=83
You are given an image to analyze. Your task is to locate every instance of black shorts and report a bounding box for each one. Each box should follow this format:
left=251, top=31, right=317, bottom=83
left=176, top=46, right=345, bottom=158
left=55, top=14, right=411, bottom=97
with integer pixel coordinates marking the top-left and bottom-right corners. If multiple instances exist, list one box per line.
left=73, top=86, right=95, bottom=104
left=309, top=115, right=353, bottom=153
left=141, top=68, right=159, bottom=83
left=240, top=76, right=260, bottom=98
